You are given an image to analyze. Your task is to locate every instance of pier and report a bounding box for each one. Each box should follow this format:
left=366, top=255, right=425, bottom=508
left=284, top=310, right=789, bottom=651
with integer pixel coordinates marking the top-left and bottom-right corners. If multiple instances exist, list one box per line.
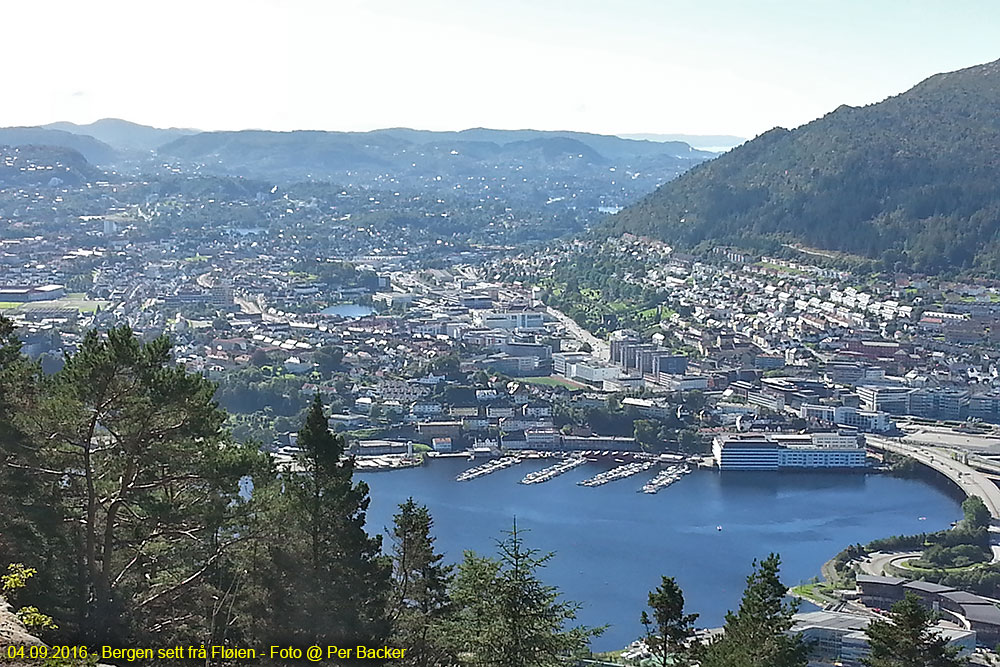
left=520, top=456, right=587, bottom=485
left=578, top=460, right=655, bottom=487
left=456, top=456, right=523, bottom=482
left=640, top=464, right=691, bottom=494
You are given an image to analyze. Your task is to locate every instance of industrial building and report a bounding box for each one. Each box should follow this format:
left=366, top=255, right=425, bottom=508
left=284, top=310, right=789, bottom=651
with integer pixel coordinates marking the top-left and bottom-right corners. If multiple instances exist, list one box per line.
left=792, top=609, right=974, bottom=667
left=857, top=574, right=1000, bottom=646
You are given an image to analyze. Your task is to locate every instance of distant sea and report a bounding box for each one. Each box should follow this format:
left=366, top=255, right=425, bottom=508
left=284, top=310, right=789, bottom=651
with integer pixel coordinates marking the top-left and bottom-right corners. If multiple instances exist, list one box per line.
left=360, top=458, right=961, bottom=651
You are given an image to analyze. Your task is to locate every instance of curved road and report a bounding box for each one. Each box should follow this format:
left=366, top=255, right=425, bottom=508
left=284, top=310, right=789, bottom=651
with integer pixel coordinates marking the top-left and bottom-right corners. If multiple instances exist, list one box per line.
left=859, top=551, right=923, bottom=577
left=867, top=435, right=1000, bottom=521
left=867, top=435, right=1000, bottom=564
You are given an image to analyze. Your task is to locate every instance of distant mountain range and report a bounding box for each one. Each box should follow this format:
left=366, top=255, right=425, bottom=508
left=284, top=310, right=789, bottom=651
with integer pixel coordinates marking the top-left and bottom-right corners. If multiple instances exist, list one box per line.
left=0, top=120, right=718, bottom=185
left=43, top=118, right=199, bottom=152
left=155, top=127, right=714, bottom=182
left=607, top=59, right=1000, bottom=274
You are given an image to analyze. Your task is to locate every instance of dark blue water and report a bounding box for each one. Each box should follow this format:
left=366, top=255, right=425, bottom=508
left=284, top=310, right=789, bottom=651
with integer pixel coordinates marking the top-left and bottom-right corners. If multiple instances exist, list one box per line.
left=359, top=458, right=961, bottom=651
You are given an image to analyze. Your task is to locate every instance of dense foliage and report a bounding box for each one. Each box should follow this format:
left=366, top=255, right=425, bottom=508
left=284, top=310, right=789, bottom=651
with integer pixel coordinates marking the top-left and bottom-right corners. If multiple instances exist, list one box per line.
left=700, top=554, right=808, bottom=667
left=0, top=325, right=262, bottom=646
left=446, top=523, right=603, bottom=666
left=641, top=576, right=698, bottom=666
left=606, top=59, right=1000, bottom=274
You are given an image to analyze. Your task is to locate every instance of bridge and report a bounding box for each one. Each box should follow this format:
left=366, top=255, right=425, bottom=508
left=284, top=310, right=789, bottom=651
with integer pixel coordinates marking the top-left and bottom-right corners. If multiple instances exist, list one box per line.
left=867, top=435, right=1000, bottom=521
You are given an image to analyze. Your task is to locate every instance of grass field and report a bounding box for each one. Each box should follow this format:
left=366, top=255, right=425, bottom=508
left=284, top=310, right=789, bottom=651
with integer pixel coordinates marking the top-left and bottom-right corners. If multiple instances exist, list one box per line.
left=521, top=376, right=588, bottom=391
left=895, top=558, right=984, bottom=575
left=9, top=293, right=109, bottom=314
left=790, top=581, right=839, bottom=606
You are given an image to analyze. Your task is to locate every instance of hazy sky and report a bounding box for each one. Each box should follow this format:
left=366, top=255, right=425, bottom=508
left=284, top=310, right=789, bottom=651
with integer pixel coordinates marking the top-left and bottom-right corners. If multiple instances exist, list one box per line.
left=7, top=0, right=999, bottom=138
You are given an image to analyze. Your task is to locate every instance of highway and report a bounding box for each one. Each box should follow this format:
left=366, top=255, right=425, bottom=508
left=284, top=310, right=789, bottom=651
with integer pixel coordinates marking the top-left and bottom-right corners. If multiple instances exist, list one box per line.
left=863, top=435, right=1000, bottom=568
left=858, top=551, right=923, bottom=577
left=867, top=435, right=1000, bottom=521
left=544, top=306, right=610, bottom=361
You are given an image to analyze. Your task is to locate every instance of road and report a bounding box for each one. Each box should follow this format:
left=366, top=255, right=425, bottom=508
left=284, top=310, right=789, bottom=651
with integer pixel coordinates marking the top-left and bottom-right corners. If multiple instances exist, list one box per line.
left=868, top=435, right=1000, bottom=564
left=858, top=551, right=924, bottom=576
left=544, top=306, right=609, bottom=361
left=867, top=435, right=1000, bottom=521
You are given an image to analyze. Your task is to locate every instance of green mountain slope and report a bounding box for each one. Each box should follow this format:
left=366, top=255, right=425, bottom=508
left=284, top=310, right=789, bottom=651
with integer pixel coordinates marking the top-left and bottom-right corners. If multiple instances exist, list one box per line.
left=605, top=59, right=1000, bottom=273
left=0, top=128, right=118, bottom=166
left=0, top=145, right=100, bottom=187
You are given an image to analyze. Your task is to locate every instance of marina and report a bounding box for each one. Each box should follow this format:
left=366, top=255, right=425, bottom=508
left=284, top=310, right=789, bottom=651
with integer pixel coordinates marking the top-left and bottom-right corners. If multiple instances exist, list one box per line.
left=520, top=456, right=588, bottom=484
left=640, top=464, right=692, bottom=494
left=455, top=455, right=523, bottom=481
left=578, top=460, right=656, bottom=487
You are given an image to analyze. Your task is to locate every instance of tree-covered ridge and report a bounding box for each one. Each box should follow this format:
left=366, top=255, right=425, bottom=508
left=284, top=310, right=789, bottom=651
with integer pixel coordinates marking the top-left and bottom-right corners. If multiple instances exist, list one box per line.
left=0, top=144, right=101, bottom=187
left=606, top=58, right=1000, bottom=274
left=156, top=127, right=710, bottom=180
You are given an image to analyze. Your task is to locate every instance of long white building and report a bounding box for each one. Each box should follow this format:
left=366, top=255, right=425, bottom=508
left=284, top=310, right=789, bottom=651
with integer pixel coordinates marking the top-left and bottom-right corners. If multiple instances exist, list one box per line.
left=713, top=431, right=868, bottom=471
left=473, top=309, right=545, bottom=330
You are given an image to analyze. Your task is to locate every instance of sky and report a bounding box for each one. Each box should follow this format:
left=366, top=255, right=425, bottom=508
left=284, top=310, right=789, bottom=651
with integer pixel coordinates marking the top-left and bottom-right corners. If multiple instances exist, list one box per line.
left=6, top=0, right=999, bottom=139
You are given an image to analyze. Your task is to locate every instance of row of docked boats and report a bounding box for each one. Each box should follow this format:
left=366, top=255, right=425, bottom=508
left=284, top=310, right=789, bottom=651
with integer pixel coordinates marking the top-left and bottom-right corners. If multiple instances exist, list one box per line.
left=519, top=456, right=588, bottom=485
left=578, top=460, right=655, bottom=487
left=456, top=455, right=523, bottom=481
left=640, top=464, right=692, bottom=494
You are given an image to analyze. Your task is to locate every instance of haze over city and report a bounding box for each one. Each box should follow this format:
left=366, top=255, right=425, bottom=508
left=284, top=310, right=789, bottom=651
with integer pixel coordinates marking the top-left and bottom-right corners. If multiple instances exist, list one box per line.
left=5, top=0, right=1000, bottom=138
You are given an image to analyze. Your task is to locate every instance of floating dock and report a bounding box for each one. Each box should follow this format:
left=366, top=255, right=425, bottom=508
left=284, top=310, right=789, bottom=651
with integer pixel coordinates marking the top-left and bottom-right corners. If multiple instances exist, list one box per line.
left=456, top=456, right=523, bottom=482
left=578, top=460, right=655, bottom=487
left=640, top=465, right=691, bottom=494
left=520, top=457, right=587, bottom=485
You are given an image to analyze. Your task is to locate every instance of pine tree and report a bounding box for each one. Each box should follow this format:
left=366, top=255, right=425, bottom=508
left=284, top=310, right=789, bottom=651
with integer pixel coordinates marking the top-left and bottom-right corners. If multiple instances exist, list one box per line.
left=448, top=520, right=602, bottom=667
left=641, top=576, right=698, bottom=666
left=0, top=317, right=69, bottom=634
left=268, top=394, right=391, bottom=649
left=389, top=498, right=454, bottom=666
left=864, top=592, right=966, bottom=667
left=3, top=325, right=261, bottom=646
left=700, top=553, right=807, bottom=667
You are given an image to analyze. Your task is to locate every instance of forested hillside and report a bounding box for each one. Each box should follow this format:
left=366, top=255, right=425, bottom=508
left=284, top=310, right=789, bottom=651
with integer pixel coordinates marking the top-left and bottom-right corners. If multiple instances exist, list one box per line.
left=0, top=145, right=101, bottom=187
left=43, top=119, right=198, bottom=153
left=0, top=128, right=118, bottom=166
left=606, top=59, right=1000, bottom=274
